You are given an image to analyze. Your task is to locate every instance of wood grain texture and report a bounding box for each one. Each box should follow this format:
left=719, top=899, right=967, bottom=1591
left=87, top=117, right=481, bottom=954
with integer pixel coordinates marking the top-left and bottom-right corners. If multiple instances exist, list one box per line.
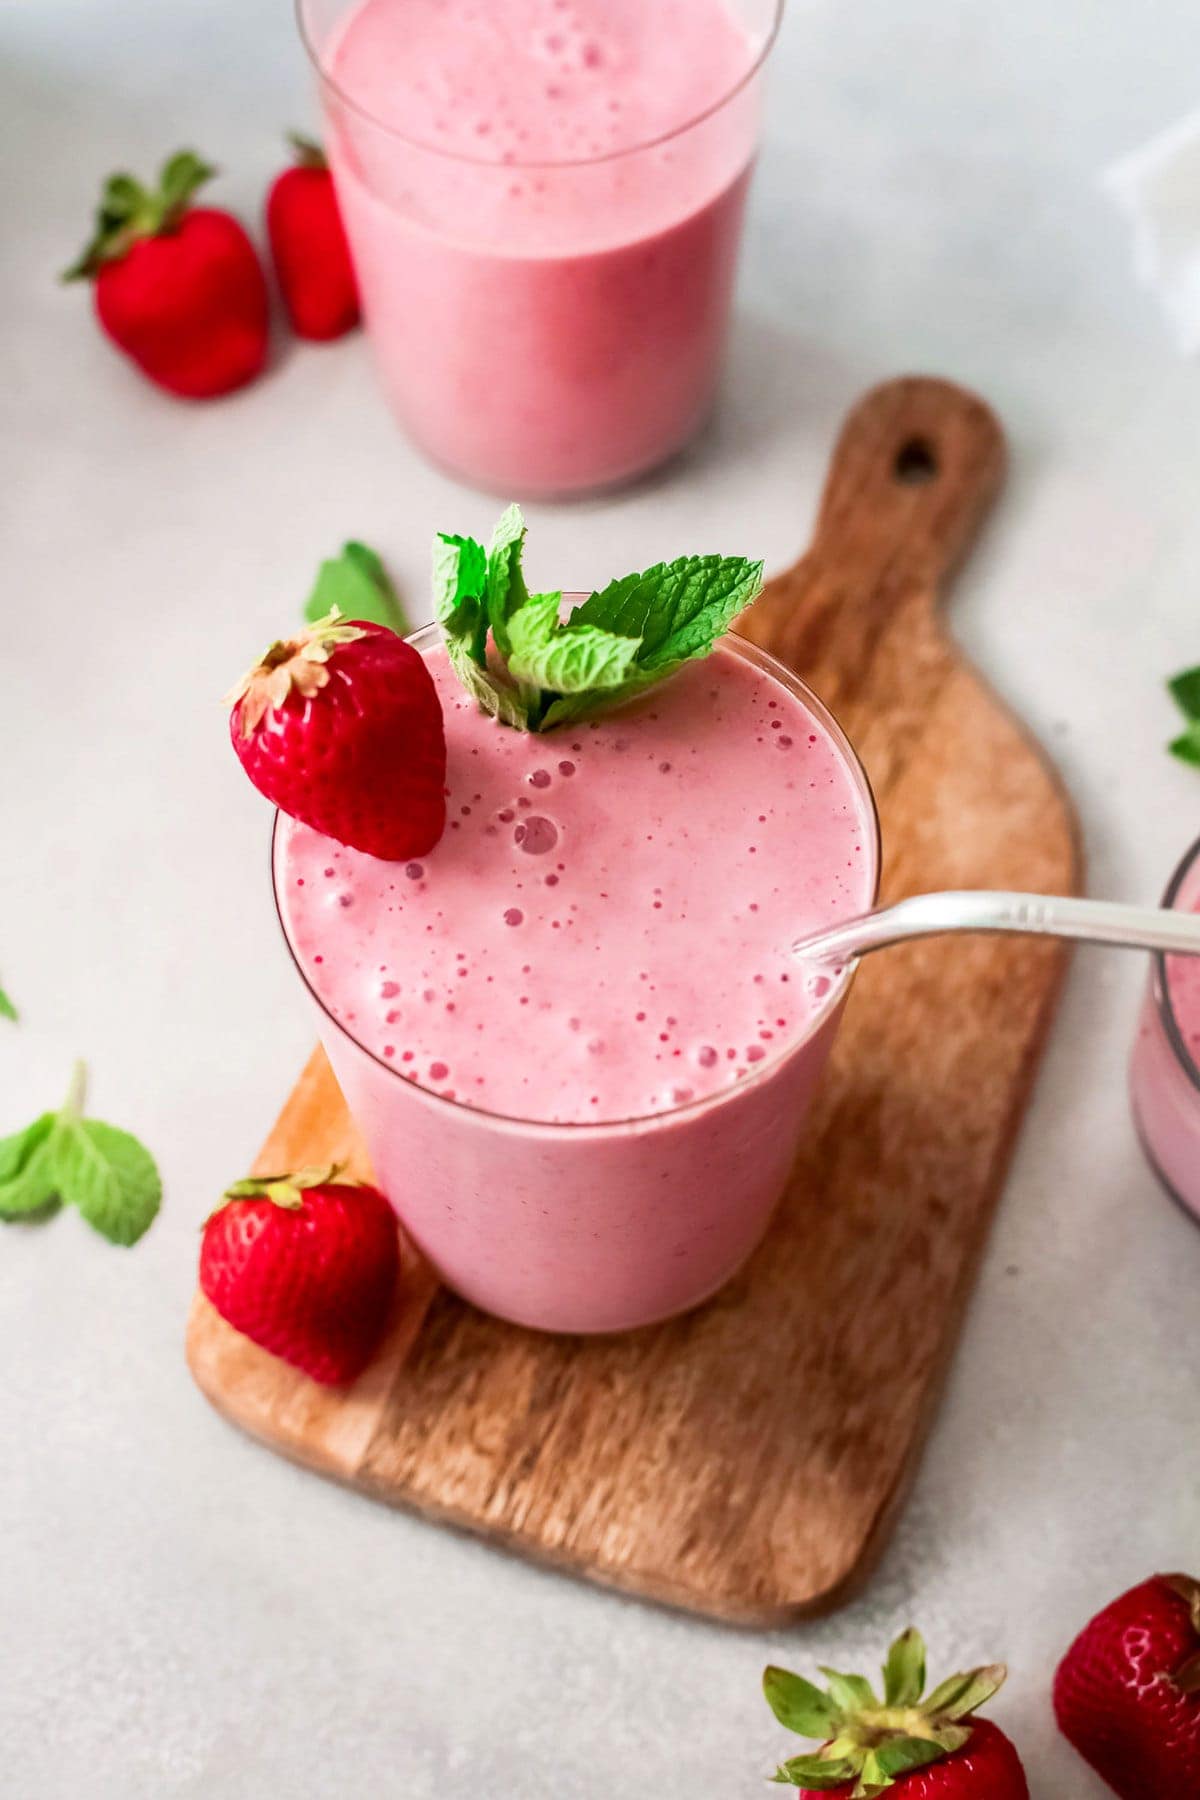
left=188, top=376, right=1082, bottom=1624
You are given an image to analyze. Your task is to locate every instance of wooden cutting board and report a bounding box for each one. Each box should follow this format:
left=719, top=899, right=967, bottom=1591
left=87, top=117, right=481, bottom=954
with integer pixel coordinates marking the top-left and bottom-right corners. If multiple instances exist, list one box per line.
left=188, top=376, right=1081, bottom=1624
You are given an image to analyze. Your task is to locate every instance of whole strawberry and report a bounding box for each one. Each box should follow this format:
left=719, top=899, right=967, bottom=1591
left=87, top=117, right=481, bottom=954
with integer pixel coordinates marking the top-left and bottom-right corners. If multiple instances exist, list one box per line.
left=64, top=150, right=269, bottom=398
left=763, top=1628, right=1029, bottom=1797
left=1054, top=1573, right=1200, bottom=1796
left=200, top=1166, right=399, bottom=1385
left=226, top=608, right=446, bottom=860
left=266, top=134, right=360, bottom=341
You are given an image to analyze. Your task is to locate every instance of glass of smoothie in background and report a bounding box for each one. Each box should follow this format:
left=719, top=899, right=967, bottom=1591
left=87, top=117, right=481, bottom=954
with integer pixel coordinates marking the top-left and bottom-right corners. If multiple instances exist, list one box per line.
left=273, top=623, right=879, bottom=1334
left=296, top=0, right=783, bottom=496
left=1130, top=832, right=1200, bottom=1224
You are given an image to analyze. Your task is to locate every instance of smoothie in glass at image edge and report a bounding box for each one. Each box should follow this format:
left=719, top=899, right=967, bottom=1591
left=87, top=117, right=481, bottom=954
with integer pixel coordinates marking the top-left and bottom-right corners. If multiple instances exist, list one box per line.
left=297, top=0, right=781, bottom=495
left=270, top=543, right=878, bottom=1334
left=1130, top=833, right=1200, bottom=1222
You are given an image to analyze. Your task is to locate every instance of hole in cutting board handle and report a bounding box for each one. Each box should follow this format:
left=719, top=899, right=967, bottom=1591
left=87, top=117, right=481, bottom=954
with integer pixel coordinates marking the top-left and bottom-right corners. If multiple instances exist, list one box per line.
left=893, top=437, right=939, bottom=486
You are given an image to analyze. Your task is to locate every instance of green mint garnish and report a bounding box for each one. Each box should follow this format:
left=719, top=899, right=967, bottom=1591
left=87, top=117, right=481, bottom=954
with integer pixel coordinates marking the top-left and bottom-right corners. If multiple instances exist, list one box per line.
left=304, top=541, right=409, bottom=638
left=433, top=504, right=763, bottom=732
left=0, top=982, right=16, bottom=1023
left=0, top=1062, right=161, bottom=1244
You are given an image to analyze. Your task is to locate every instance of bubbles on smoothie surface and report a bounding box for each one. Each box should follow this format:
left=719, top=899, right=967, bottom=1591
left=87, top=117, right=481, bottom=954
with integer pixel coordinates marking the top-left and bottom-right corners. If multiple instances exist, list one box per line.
left=278, top=644, right=872, bottom=1124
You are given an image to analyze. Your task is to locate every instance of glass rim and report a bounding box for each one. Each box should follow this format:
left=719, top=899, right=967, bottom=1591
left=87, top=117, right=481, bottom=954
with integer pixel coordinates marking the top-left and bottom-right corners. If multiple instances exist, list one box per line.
left=1153, top=831, right=1200, bottom=1093
left=272, top=619, right=881, bottom=1137
left=294, top=0, right=785, bottom=172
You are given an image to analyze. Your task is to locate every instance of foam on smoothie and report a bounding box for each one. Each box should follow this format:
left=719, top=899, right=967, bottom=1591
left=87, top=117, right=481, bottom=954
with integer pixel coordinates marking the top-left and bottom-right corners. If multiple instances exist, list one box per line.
left=277, top=644, right=873, bottom=1125
left=332, top=0, right=761, bottom=167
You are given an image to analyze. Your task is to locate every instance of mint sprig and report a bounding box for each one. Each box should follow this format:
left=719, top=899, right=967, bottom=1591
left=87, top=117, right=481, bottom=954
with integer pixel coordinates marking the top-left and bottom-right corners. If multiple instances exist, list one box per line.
left=433, top=504, right=763, bottom=732
left=304, top=541, right=409, bottom=637
left=0, top=1062, right=161, bottom=1244
left=0, top=981, right=16, bottom=1023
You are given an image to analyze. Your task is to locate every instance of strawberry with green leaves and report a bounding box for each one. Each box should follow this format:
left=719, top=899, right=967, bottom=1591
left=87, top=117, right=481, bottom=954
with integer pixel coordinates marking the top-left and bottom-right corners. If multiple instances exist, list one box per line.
left=64, top=150, right=269, bottom=399
left=200, top=1167, right=399, bottom=1385
left=1054, top=1573, right=1200, bottom=1796
left=762, top=1628, right=1028, bottom=1798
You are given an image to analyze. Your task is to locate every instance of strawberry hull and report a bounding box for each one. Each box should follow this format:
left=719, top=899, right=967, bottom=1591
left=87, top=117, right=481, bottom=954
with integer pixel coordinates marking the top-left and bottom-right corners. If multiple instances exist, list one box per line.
left=793, top=1721, right=1028, bottom=1798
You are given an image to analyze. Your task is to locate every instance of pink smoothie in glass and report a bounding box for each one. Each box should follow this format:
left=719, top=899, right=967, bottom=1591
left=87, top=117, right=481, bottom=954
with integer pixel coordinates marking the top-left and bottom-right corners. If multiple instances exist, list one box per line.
left=275, top=630, right=878, bottom=1331
left=1130, top=840, right=1200, bottom=1221
left=303, top=0, right=776, bottom=494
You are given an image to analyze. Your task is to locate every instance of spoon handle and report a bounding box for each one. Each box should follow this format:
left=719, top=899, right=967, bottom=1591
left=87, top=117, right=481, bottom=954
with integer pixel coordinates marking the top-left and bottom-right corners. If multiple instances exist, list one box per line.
left=792, top=891, right=1200, bottom=965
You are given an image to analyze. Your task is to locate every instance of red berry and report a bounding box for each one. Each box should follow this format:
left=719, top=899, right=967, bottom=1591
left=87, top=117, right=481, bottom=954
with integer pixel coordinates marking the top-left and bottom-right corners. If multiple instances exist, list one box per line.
left=65, top=151, right=269, bottom=399
left=1054, top=1574, right=1200, bottom=1797
left=227, top=612, right=446, bottom=862
left=200, top=1170, right=399, bottom=1385
left=266, top=136, right=360, bottom=341
left=795, top=1720, right=1028, bottom=1797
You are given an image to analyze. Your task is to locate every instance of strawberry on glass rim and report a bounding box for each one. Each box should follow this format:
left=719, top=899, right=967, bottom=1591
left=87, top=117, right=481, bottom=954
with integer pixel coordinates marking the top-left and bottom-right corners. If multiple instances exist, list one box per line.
left=762, top=1627, right=1029, bottom=1797
left=226, top=607, right=446, bottom=861
left=1054, top=1572, right=1200, bottom=1797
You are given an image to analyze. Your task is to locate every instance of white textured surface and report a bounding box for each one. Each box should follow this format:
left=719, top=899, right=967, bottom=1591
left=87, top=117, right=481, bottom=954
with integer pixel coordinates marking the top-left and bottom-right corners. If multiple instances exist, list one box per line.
left=4, top=1, right=1200, bottom=1794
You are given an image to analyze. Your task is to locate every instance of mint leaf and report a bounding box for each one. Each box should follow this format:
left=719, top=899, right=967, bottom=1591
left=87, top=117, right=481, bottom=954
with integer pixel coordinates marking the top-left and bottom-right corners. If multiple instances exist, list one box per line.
left=0, top=982, right=16, bottom=1023
left=508, top=610, right=640, bottom=695
left=569, top=553, right=764, bottom=673
left=433, top=532, right=488, bottom=637
left=0, top=1114, right=60, bottom=1220
left=0, top=1063, right=161, bottom=1245
left=433, top=508, right=763, bottom=732
left=485, top=504, right=530, bottom=656
left=505, top=589, right=562, bottom=663
left=1170, top=666, right=1200, bottom=721
left=51, top=1116, right=161, bottom=1246
left=305, top=540, right=409, bottom=636
left=433, top=531, right=529, bottom=728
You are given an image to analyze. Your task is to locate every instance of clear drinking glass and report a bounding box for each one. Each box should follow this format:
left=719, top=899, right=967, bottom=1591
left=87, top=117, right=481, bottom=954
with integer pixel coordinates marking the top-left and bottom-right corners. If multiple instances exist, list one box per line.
left=273, top=624, right=880, bottom=1335
left=1130, top=833, right=1200, bottom=1224
left=296, top=0, right=784, bottom=497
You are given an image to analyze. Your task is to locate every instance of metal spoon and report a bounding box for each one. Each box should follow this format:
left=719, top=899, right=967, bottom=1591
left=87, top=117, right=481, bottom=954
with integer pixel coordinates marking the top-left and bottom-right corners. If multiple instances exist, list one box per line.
left=792, top=891, right=1200, bottom=966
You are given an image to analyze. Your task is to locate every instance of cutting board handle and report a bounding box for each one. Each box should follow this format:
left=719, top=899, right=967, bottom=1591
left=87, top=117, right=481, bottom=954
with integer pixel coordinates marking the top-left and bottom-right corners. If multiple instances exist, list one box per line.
left=814, top=375, right=1006, bottom=592
left=740, top=375, right=1006, bottom=687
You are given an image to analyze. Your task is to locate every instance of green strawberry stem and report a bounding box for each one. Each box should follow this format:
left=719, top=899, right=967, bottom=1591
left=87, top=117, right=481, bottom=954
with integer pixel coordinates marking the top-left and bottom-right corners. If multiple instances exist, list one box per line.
left=63, top=149, right=216, bottom=281
left=764, top=1628, right=1007, bottom=1796
left=287, top=131, right=328, bottom=170
left=218, top=1163, right=351, bottom=1217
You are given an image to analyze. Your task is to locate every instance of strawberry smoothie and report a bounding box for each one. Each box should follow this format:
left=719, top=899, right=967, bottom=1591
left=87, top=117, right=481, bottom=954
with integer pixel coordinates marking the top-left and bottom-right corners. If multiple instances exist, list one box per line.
left=274, top=626, right=878, bottom=1332
left=299, top=0, right=779, bottom=494
left=1130, top=837, right=1200, bottom=1221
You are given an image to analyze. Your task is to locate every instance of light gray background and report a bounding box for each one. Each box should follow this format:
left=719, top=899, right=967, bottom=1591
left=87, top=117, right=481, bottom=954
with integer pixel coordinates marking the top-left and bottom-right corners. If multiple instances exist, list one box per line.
left=4, top=0, right=1200, bottom=1793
